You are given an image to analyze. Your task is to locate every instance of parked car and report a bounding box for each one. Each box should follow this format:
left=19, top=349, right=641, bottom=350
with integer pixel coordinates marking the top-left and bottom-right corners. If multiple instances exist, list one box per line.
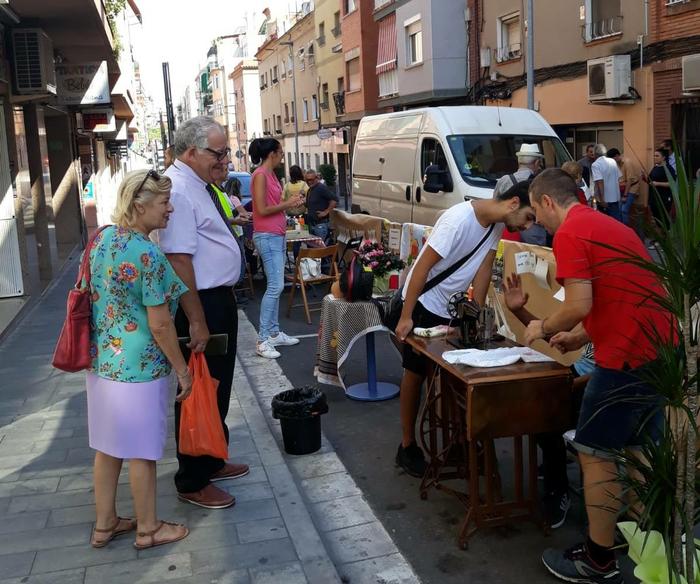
left=351, top=106, right=571, bottom=225
left=226, top=171, right=252, bottom=206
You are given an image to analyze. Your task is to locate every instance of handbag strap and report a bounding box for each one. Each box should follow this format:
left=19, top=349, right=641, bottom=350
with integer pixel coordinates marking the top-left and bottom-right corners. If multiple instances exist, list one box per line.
left=76, top=225, right=111, bottom=290
left=421, top=224, right=495, bottom=295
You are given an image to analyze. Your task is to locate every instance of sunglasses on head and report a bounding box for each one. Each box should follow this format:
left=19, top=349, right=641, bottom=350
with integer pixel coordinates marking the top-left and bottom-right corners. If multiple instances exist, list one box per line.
left=136, top=170, right=161, bottom=195
left=205, top=147, right=231, bottom=161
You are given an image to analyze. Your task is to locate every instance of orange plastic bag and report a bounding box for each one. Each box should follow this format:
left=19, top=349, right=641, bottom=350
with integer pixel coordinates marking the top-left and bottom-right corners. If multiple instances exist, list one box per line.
left=179, top=352, right=228, bottom=460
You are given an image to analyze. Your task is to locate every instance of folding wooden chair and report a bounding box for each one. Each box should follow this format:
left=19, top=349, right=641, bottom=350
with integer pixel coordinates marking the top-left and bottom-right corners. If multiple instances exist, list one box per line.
left=286, top=245, right=339, bottom=324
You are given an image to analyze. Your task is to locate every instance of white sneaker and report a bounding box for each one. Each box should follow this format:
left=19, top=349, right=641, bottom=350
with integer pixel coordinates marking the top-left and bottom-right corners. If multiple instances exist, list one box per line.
left=269, top=331, right=300, bottom=347
left=256, top=339, right=281, bottom=359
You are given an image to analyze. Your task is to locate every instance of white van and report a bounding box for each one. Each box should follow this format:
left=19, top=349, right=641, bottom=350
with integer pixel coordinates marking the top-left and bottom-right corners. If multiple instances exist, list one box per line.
left=351, top=106, right=571, bottom=225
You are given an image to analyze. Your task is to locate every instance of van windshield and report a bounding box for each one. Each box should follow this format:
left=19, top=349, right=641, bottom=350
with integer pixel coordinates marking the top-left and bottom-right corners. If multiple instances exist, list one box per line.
left=446, top=134, right=570, bottom=188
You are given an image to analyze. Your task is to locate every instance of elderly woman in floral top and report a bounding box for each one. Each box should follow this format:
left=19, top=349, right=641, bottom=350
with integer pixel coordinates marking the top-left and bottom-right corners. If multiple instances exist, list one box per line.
left=86, top=169, right=190, bottom=550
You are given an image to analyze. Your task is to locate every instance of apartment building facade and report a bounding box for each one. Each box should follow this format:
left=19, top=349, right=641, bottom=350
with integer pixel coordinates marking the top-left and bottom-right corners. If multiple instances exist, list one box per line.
left=649, top=0, right=700, bottom=174
left=257, top=11, right=338, bottom=174
left=373, top=0, right=469, bottom=108
left=0, top=0, right=139, bottom=334
left=230, top=60, right=263, bottom=172
left=478, top=0, right=652, bottom=165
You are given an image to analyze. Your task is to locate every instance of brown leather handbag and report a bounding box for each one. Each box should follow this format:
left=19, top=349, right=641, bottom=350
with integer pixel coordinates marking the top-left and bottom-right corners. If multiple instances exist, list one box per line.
left=51, top=226, right=110, bottom=372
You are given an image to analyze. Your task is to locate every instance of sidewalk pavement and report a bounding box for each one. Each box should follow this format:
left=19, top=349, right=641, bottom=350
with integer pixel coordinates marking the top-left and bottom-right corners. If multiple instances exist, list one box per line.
left=0, top=258, right=420, bottom=584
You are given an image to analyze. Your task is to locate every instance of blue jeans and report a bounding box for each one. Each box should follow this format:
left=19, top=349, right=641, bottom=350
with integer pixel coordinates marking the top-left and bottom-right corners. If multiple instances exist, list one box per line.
left=621, top=193, right=637, bottom=226
left=309, top=222, right=330, bottom=242
left=602, top=201, right=623, bottom=222
left=253, top=233, right=286, bottom=341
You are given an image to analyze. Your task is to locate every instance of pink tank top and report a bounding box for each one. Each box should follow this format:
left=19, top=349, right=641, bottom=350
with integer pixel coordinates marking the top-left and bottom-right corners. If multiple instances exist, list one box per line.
left=252, top=167, right=286, bottom=236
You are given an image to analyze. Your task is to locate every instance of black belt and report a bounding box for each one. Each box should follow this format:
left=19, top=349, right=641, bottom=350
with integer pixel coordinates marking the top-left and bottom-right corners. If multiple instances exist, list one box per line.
left=198, top=285, right=234, bottom=295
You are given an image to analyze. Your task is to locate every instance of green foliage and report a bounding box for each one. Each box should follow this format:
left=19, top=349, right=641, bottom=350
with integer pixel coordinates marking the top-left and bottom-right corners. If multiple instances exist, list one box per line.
left=318, top=164, right=337, bottom=187
left=601, top=146, right=700, bottom=581
left=105, top=0, right=127, bottom=59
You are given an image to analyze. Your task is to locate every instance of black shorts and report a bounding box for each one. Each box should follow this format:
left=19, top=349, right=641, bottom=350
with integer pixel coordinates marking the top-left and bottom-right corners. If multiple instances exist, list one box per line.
left=402, top=302, right=451, bottom=375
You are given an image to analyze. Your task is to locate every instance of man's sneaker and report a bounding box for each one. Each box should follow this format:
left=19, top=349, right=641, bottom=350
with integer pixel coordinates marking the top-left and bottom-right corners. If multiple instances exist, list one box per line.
left=544, top=492, right=571, bottom=529
left=542, top=543, right=622, bottom=584
left=257, top=339, right=281, bottom=359
left=395, top=442, right=428, bottom=478
left=270, top=331, right=300, bottom=347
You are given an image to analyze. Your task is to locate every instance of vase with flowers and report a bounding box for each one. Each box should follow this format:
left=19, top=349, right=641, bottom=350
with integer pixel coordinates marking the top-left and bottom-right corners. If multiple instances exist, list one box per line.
left=357, top=240, right=405, bottom=295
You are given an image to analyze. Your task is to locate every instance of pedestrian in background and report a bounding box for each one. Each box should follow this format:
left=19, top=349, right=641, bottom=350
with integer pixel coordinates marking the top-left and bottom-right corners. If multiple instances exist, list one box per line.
left=87, top=169, right=190, bottom=550
left=560, top=161, right=587, bottom=205
left=493, top=143, right=547, bottom=246
left=647, top=147, right=676, bottom=231
left=577, top=143, right=596, bottom=187
left=591, top=144, right=622, bottom=222
left=304, top=168, right=339, bottom=243
left=158, top=116, right=249, bottom=510
left=283, top=164, right=307, bottom=216
left=660, top=139, right=676, bottom=172
left=250, top=137, right=304, bottom=359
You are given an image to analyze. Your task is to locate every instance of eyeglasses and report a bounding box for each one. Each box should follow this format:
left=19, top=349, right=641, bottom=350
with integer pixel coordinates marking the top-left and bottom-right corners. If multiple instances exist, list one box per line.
left=204, top=147, right=231, bottom=161
left=136, top=170, right=161, bottom=195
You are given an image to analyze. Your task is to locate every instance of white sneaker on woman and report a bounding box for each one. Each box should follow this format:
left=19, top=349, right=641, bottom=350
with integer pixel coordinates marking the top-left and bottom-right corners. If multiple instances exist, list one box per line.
left=269, top=332, right=300, bottom=347
left=256, top=339, right=281, bottom=359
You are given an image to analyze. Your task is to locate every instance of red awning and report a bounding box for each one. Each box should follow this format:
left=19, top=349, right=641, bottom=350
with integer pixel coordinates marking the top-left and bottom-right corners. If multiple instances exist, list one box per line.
left=376, top=13, right=397, bottom=74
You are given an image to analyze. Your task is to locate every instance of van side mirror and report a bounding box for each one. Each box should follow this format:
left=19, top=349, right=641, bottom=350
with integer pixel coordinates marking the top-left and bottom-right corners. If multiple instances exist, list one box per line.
left=423, top=166, right=453, bottom=193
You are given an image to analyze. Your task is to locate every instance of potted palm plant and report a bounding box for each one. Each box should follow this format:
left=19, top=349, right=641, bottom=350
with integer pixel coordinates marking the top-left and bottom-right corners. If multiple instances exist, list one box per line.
left=603, top=148, right=699, bottom=583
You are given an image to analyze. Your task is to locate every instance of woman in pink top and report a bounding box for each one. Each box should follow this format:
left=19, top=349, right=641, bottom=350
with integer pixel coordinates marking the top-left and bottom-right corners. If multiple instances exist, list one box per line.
left=251, top=138, right=304, bottom=359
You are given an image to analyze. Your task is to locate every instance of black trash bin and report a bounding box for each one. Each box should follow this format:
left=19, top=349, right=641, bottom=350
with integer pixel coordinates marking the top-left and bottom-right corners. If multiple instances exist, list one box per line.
left=272, top=386, right=328, bottom=455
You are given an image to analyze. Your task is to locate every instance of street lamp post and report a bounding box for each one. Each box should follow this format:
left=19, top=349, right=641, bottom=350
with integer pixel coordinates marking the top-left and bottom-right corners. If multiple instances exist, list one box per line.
left=280, top=41, right=300, bottom=166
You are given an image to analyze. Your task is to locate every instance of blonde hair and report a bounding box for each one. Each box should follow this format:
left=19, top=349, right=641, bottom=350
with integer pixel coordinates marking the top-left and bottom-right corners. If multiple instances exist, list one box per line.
left=561, top=161, right=583, bottom=182
left=111, top=170, right=172, bottom=227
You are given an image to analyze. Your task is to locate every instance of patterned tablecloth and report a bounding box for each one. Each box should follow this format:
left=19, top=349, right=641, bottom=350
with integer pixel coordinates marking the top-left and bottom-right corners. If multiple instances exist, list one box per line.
left=315, top=295, right=389, bottom=389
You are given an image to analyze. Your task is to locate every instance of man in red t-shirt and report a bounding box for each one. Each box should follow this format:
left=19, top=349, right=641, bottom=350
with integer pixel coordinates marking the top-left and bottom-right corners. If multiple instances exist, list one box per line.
left=524, top=169, right=672, bottom=584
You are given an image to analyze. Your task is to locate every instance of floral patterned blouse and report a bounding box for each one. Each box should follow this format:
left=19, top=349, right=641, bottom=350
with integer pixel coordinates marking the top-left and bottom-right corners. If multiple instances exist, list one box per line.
left=87, top=226, right=187, bottom=382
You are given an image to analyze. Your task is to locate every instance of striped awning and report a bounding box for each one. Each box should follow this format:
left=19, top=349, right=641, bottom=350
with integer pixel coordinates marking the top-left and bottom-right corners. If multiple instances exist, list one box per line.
left=376, top=13, right=397, bottom=74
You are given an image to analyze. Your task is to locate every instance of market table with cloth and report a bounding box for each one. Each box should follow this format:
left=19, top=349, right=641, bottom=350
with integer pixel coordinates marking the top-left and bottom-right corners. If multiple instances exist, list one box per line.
left=405, top=332, right=574, bottom=549
left=314, top=296, right=400, bottom=401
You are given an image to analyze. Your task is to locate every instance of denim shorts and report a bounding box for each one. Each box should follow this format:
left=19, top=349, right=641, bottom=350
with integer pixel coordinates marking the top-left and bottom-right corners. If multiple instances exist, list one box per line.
left=572, top=362, right=664, bottom=458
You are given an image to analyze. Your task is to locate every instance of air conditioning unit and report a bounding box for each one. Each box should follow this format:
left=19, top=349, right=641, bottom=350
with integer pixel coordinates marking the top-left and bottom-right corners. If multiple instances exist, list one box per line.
left=587, top=55, right=631, bottom=101
left=12, top=29, right=56, bottom=95
left=682, top=53, right=700, bottom=92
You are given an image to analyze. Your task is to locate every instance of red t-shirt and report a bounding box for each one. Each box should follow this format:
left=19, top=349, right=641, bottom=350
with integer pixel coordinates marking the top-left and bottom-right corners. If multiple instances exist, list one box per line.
left=553, top=204, right=673, bottom=370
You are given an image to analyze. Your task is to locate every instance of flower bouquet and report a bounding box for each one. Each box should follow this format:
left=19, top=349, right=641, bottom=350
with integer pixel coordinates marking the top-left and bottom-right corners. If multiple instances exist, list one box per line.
left=357, top=240, right=405, bottom=294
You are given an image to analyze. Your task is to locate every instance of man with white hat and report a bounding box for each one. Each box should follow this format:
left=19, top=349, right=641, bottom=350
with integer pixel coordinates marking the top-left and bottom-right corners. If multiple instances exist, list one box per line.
left=493, top=143, right=547, bottom=245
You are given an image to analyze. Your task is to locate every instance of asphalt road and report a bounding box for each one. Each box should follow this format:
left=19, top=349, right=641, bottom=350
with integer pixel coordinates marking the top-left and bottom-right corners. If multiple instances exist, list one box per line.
left=239, top=282, right=587, bottom=584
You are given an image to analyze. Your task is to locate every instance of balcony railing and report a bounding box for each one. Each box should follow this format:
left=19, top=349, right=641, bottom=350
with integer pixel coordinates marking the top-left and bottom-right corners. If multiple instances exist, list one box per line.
left=333, top=91, right=345, bottom=115
left=494, top=43, right=522, bottom=63
left=582, top=16, right=623, bottom=42
left=318, top=35, right=326, bottom=47
left=374, top=0, right=394, bottom=10
left=320, top=101, right=330, bottom=111
left=666, top=0, right=688, bottom=5
left=331, top=25, right=341, bottom=38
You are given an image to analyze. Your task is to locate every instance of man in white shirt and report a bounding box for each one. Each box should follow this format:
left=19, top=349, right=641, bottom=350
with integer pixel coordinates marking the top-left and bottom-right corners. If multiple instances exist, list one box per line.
left=158, top=117, right=248, bottom=509
left=591, top=144, right=622, bottom=222
left=394, top=181, right=536, bottom=476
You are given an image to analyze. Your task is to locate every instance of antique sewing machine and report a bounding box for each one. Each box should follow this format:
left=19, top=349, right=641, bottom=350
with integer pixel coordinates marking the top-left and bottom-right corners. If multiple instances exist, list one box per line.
left=447, top=291, right=497, bottom=349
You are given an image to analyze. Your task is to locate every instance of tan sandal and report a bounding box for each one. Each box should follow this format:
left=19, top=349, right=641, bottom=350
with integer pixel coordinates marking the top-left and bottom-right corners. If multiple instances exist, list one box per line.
left=133, top=520, right=189, bottom=550
left=91, top=516, right=137, bottom=548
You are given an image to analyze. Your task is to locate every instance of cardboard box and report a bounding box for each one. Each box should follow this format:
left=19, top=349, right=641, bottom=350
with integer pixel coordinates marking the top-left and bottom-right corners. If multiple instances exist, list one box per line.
left=490, top=241, right=583, bottom=367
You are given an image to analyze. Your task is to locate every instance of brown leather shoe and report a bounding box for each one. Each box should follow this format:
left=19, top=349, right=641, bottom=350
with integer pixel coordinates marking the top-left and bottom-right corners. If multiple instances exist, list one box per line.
left=210, top=462, right=250, bottom=482
left=177, top=484, right=236, bottom=509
